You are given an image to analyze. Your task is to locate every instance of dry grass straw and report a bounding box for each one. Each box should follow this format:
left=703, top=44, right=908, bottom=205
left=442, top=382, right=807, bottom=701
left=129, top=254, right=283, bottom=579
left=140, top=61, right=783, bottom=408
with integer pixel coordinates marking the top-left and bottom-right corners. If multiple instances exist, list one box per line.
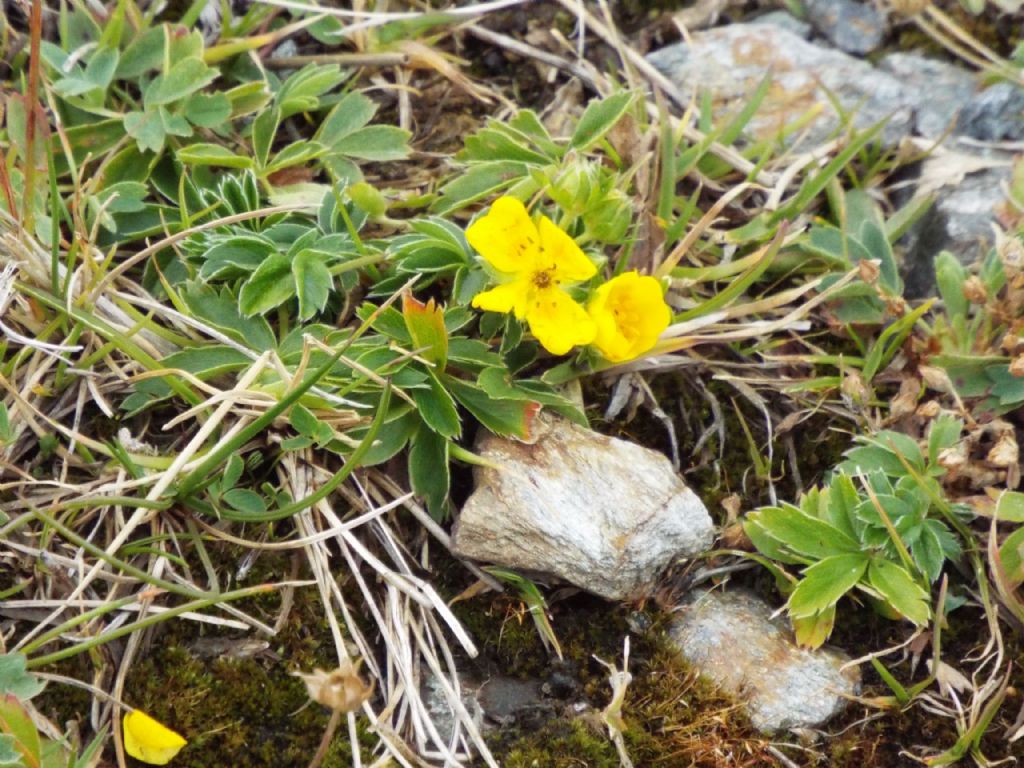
left=0, top=200, right=498, bottom=765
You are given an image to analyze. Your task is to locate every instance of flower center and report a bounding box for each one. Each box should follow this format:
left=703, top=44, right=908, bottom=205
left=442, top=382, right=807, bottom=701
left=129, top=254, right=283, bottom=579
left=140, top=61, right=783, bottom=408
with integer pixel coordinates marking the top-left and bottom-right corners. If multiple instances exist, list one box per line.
left=531, top=269, right=554, bottom=290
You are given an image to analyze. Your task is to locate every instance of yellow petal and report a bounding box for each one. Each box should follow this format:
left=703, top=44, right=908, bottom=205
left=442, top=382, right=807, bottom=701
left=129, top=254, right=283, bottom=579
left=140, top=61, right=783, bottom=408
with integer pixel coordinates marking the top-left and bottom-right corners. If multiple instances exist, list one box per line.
left=465, top=196, right=540, bottom=274
left=525, top=288, right=596, bottom=355
left=471, top=280, right=531, bottom=320
left=123, top=710, right=187, bottom=766
left=537, top=216, right=597, bottom=283
left=588, top=272, right=671, bottom=362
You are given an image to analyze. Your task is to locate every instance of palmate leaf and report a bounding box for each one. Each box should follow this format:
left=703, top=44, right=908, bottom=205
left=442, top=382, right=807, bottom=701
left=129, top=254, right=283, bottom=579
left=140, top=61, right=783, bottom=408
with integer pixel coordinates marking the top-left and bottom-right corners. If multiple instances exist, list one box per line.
left=787, top=554, right=869, bottom=619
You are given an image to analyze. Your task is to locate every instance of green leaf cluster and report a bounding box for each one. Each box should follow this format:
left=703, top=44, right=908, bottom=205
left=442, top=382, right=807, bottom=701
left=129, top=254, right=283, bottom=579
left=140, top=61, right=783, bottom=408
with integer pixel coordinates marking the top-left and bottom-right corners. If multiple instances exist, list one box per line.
left=745, top=417, right=967, bottom=647
left=434, top=93, right=637, bottom=245
left=923, top=249, right=1024, bottom=415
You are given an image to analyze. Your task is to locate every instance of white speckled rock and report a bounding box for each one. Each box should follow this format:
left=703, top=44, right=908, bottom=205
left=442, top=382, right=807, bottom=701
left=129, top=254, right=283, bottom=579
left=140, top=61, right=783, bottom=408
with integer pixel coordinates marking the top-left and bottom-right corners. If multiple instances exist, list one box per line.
left=451, top=416, right=714, bottom=601
left=668, top=590, right=860, bottom=733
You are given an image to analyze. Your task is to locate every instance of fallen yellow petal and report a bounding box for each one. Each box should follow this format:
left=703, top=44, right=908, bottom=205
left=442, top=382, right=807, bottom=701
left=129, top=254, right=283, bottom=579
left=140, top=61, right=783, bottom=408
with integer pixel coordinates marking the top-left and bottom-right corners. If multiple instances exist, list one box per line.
left=123, top=710, right=187, bottom=765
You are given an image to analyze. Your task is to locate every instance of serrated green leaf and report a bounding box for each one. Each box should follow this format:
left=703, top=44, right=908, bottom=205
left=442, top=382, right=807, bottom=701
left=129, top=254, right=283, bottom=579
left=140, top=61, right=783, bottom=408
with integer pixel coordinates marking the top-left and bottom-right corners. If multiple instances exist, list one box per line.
left=927, top=416, right=963, bottom=467
left=264, top=141, right=328, bottom=176
left=184, top=92, right=232, bottom=128
left=292, top=249, right=332, bottom=321
left=913, top=520, right=947, bottom=583
left=277, top=63, right=348, bottom=118
left=181, top=285, right=276, bottom=350
left=160, top=107, right=192, bottom=138
left=0, top=655, right=44, bottom=701
left=409, top=427, right=450, bottom=520
left=412, top=370, right=461, bottom=439
left=144, top=57, right=218, bottom=107
left=199, top=238, right=276, bottom=280
left=116, top=26, right=166, bottom=78
left=354, top=409, right=418, bottom=466
left=866, top=559, right=931, bottom=625
left=788, top=554, right=868, bottom=618
left=331, top=125, right=411, bottom=161
left=177, top=143, right=254, bottom=169
left=751, top=503, right=861, bottom=559
left=743, top=512, right=805, bottom=565
left=433, top=161, right=530, bottom=214
left=792, top=604, right=836, bottom=649
left=315, top=92, right=377, bottom=146
left=569, top=91, right=634, bottom=151
left=999, top=525, right=1024, bottom=586
left=402, top=294, right=448, bottom=370
left=996, top=491, right=1024, bottom=523
left=239, top=253, right=295, bottom=316
left=84, top=46, right=118, bottom=90
left=446, top=377, right=538, bottom=440
left=124, top=110, right=166, bottom=153
left=226, top=81, right=272, bottom=119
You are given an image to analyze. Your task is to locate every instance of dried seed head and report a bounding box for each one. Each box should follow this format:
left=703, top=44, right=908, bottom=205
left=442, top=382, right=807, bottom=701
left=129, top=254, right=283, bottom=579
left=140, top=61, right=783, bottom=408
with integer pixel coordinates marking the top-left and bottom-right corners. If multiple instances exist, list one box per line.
left=841, top=370, right=870, bottom=405
left=987, top=433, right=1019, bottom=468
left=938, top=440, right=968, bottom=473
left=858, top=259, right=881, bottom=286
left=293, top=661, right=374, bottom=713
left=1009, top=354, right=1024, bottom=378
left=962, top=276, right=987, bottom=304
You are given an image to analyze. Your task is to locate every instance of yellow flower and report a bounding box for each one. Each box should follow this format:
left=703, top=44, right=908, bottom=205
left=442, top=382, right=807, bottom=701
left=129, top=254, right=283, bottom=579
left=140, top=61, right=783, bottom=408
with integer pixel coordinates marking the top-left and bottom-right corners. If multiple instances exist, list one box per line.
left=467, top=196, right=597, bottom=355
left=587, top=271, right=672, bottom=362
left=123, top=710, right=187, bottom=765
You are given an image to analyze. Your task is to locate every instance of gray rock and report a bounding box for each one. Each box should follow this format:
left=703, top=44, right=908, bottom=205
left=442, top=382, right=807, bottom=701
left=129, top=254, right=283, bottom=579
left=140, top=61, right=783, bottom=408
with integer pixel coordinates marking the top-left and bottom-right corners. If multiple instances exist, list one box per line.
left=668, top=590, right=860, bottom=733
left=878, top=53, right=979, bottom=140
left=957, top=83, right=1024, bottom=141
left=646, top=24, right=914, bottom=148
left=451, top=416, right=714, bottom=601
left=805, top=0, right=886, bottom=56
left=749, top=9, right=812, bottom=38
left=422, top=671, right=484, bottom=748
left=899, top=150, right=1013, bottom=297
left=476, top=677, right=547, bottom=724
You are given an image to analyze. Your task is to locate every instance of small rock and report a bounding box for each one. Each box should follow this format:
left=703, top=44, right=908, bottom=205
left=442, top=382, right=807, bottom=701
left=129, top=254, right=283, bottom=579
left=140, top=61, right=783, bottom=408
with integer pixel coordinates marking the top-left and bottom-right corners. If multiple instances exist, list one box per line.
left=668, top=590, right=860, bottom=733
left=451, top=416, right=714, bottom=601
left=646, top=24, right=914, bottom=148
left=899, top=150, right=1014, bottom=297
left=749, top=9, right=812, bottom=38
left=422, top=670, right=484, bottom=748
left=476, top=677, right=547, bottom=724
left=878, top=53, right=979, bottom=140
left=957, top=83, right=1024, bottom=142
left=805, top=0, right=886, bottom=56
